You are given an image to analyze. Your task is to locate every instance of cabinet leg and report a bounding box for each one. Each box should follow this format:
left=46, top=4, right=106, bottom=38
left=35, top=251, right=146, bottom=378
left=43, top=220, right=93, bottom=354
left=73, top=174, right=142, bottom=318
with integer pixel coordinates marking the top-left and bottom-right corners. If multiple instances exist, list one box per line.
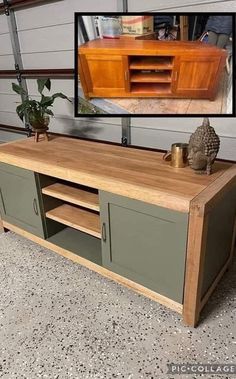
left=0, top=218, right=8, bottom=233
left=182, top=207, right=209, bottom=328
left=0, top=218, right=3, bottom=232
left=183, top=307, right=200, bottom=327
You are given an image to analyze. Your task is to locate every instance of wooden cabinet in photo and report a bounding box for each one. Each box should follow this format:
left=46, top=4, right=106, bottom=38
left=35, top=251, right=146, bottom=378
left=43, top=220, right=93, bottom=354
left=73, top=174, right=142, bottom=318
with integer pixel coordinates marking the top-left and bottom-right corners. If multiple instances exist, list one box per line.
left=82, top=55, right=129, bottom=96
left=173, top=56, right=222, bottom=99
left=78, top=39, right=227, bottom=100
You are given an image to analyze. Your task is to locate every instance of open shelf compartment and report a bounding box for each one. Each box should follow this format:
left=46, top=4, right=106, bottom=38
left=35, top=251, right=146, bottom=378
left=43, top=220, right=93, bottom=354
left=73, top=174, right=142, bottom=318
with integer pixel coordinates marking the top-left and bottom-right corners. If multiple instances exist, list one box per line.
left=130, top=70, right=172, bottom=83
left=46, top=204, right=101, bottom=239
left=47, top=227, right=102, bottom=265
left=129, top=56, right=174, bottom=70
left=42, top=182, right=99, bottom=211
left=131, top=83, right=172, bottom=95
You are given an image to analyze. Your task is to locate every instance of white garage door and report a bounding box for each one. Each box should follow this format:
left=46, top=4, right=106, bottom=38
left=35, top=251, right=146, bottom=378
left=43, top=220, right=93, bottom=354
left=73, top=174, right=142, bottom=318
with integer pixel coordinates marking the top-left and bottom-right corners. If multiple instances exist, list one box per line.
left=0, top=0, right=122, bottom=144
left=128, top=0, right=236, bottom=12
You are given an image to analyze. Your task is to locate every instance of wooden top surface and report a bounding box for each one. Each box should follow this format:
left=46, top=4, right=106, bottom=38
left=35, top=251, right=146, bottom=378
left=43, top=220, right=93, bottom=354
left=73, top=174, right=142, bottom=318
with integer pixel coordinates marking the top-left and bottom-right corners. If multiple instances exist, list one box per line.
left=0, top=136, right=233, bottom=213
left=79, top=39, right=227, bottom=56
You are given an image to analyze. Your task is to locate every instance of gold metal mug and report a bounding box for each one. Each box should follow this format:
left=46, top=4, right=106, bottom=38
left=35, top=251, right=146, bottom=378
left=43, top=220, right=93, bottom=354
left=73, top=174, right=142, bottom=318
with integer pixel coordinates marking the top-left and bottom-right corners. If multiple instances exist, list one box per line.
left=163, top=143, right=189, bottom=168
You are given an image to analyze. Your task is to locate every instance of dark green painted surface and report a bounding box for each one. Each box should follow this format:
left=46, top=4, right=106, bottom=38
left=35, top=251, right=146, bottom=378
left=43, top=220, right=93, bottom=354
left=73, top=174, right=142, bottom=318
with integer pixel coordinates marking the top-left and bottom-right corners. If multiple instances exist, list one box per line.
left=41, top=193, right=65, bottom=238
left=0, top=163, right=45, bottom=238
left=37, top=174, right=57, bottom=188
left=201, top=184, right=236, bottom=297
left=37, top=174, right=65, bottom=238
left=99, top=191, right=188, bottom=303
left=47, top=227, right=102, bottom=265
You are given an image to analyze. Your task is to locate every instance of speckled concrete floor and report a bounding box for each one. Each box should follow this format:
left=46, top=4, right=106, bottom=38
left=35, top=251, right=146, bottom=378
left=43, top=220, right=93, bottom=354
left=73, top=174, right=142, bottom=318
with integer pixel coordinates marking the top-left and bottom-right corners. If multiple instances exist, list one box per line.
left=0, top=231, right=235, bottom=379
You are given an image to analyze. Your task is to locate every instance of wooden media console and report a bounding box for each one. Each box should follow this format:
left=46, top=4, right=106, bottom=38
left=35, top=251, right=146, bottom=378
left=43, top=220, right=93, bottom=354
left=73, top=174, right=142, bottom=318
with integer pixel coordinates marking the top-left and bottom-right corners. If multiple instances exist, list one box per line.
left=78, top=39, right=227, bottom=100
left=0, top=136, right=235, bottom=327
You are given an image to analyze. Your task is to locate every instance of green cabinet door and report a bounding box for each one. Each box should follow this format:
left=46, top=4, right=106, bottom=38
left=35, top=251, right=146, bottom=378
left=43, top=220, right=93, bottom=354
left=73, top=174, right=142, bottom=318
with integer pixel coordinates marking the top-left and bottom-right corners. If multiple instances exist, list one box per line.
left=100, top=191, right=188, bottom=303
left=0, top=163, right=45, bottom=238
left=201, top=184, right=236, bottom=298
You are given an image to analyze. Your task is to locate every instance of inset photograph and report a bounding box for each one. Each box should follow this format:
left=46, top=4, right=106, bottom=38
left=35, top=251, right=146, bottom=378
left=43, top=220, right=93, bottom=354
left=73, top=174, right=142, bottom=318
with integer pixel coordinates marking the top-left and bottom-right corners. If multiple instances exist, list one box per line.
left=75, top=13, right=234, bottom=116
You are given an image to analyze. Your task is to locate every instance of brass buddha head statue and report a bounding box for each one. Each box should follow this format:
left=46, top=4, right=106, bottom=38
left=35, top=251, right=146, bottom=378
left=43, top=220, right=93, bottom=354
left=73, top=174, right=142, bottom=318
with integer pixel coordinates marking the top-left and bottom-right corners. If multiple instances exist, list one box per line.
left=188, top=118, right=220, bottom=175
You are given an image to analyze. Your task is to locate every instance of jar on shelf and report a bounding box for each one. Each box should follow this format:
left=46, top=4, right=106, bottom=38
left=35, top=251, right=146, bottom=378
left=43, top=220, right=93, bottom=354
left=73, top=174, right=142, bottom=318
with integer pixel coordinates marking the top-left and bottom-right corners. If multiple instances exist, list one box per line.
left=100, top=16, right=122, bottom=39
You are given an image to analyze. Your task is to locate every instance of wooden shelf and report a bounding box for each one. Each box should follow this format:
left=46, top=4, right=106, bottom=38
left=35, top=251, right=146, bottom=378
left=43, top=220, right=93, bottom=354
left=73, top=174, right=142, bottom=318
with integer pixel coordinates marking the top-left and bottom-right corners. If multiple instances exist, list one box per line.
left=131, top=83, right=172, bottom=94
left=42, top=183, right=99, bottom=211
left=130, top=71, right=172, bottom=83
left=130, top=57, right=173, bottom=70
left=46, top=204, right=101, bottom=239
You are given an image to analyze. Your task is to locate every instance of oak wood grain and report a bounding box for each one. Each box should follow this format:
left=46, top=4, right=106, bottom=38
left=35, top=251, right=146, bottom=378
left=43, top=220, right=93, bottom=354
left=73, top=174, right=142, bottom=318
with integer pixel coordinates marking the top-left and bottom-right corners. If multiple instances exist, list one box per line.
left=78, top=54, right=89, bottom=99
left=131, top=83, right=171, bottom=94
left=79, top=39, right=227, bottom=56
left=46, top=204, right=101, bottom=239
left=130, top=57, right=173, bottom=70
left=0, top=216, right=4, bottom=232
left=130, top=71, right=172, bottom=83
left=183, top=207, right=209, bottom=327
left=79, top=40, right=227, bottom=100
left=0, top=137, right=231, bottom=213
left=42, top=183, right=99, bottom=211
left=183, top=167, right=236, bottom=327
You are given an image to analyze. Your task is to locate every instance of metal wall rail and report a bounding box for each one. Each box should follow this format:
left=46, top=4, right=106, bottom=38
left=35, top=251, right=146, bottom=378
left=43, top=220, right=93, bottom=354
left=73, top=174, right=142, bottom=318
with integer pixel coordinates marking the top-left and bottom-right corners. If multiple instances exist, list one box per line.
left=76, top=2, right=131, bottom=145
left=0, top=0, right=68, bottom=135
left=4, top=1, right=31, bottom=134
left=0, top=70, right=17, bottom=78
left=0, top=0, right=132, bottom=146
left=0, top=69, right=73, bottom=79
left=0, top=0, right=62, bottom=14
left=117, top=0, right=128, bottom=12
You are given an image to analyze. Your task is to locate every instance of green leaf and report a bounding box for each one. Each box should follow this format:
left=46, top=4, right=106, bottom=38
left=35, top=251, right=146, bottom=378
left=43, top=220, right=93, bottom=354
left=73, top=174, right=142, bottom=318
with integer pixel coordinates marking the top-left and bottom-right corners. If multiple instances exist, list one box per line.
left=12, top=83, right=27, bottom=96
left=12, top=78, right=70, bottom=125
left=40, top=95, right=54, bottom=107
left=37, top=78, right=51, bottom=94
left=16, top=104, right=25, bottom=122
left=27, top=100, right=38, bottom=108
left=45, top=78, right=51, bottom=92
left=52, top=92, right=71, bottom=102
left=21, top=100, right=38, bottom=111
left=44, top=109, right=54, bottom=116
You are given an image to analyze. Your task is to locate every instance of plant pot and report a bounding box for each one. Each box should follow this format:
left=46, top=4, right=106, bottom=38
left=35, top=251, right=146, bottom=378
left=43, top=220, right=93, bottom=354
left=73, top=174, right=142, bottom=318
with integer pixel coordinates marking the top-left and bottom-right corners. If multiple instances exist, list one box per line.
left=29, top=114, right=50, bottom=132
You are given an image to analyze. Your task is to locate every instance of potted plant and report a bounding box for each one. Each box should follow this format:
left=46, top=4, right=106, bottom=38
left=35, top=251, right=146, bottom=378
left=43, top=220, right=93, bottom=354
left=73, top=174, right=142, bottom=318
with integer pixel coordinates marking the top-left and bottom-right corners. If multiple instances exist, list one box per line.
left=12, top=79, right=71, bottom=134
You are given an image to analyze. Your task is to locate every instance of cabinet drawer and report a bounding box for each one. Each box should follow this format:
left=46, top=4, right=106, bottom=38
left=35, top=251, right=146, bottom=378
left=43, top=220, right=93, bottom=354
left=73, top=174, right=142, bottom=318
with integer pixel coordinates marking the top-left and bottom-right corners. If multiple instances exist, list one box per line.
left=100, top=191, right=188, bottom=303
left=0, top=163, right=45, bottom=238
